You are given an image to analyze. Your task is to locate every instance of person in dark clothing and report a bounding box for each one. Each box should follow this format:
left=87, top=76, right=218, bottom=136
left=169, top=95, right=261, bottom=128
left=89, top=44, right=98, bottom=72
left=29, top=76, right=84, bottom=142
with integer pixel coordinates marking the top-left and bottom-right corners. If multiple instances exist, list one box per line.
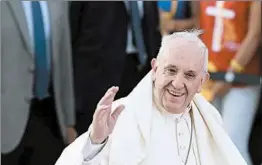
left=69, top=1, right=161, bottom=135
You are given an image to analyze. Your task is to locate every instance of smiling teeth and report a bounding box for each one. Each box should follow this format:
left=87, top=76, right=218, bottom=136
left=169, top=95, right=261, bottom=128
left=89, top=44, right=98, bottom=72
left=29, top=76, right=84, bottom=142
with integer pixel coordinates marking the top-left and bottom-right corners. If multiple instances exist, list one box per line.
left=169, top=90, right=183, bottom=96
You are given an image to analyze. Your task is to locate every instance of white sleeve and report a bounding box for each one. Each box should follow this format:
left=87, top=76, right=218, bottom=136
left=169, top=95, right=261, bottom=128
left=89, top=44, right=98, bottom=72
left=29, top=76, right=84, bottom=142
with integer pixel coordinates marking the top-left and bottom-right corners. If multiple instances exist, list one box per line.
left=82, top=135, right=108, bottom=161
left=55, top=132, right=107, bottom=165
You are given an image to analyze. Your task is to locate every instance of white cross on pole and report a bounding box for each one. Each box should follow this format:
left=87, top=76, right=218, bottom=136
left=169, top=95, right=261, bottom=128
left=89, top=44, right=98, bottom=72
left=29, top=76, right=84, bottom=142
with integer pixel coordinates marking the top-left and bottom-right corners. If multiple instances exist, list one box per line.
left=205, top=1, right=235, bottom=52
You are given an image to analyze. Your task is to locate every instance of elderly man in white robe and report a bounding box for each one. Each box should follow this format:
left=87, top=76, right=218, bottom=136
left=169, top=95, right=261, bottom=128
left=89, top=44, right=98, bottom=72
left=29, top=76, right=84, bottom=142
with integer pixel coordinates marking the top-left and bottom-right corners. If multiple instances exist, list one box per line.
left=55, top=30, right=247, bottom=165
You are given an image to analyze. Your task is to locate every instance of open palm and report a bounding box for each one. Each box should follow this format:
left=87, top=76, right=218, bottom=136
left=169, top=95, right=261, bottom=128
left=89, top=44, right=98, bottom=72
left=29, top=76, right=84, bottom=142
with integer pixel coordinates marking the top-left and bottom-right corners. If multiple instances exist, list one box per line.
left=90, top=86, right=125, bottom=144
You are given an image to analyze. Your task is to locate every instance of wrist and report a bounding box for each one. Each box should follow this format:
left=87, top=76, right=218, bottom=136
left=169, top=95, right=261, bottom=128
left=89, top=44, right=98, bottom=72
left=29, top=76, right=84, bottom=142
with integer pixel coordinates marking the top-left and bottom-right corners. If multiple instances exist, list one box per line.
left=229, top=59, right=244, bottom=73
left=89, top=132, right=107, bottom=144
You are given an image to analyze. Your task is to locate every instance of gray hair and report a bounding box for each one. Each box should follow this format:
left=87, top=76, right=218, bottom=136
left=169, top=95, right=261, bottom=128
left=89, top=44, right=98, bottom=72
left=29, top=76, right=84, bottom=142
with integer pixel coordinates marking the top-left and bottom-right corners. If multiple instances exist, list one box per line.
left=157, top=29, right=208, bottom=72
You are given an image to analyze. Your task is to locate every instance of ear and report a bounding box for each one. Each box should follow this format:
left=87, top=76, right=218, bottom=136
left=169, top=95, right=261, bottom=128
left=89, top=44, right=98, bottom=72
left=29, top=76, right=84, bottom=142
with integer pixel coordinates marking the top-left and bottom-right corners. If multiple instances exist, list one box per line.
left=197, top=72, right=210, bottom=93
left=151, top=58, right=158, bottom=81
left=151, top=58, right=157, bottom=72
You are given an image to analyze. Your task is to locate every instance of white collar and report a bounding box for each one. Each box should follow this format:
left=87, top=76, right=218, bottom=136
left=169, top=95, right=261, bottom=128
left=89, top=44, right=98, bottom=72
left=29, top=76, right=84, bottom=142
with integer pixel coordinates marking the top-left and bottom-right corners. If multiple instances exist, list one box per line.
left=154, top=103, right=192, bottom=121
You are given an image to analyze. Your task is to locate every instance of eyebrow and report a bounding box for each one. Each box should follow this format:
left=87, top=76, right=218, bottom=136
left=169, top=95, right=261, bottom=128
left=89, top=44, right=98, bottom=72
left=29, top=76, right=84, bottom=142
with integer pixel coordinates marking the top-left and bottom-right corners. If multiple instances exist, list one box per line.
left=165, top=65, right=197, bottom=75
left=165, top=65, right=177, bottom=69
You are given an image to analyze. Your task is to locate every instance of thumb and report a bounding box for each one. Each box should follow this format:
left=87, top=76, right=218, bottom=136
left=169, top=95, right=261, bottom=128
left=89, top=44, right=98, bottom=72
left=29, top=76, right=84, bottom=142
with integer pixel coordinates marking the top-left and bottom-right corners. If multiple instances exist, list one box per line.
left=111, top=104, right=125, bottom=121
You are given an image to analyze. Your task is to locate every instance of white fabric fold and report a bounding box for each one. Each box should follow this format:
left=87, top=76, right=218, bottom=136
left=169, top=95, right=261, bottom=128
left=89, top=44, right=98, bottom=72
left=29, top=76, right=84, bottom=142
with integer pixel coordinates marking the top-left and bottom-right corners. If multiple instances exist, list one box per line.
left=55, top=71, right=247, bottom=165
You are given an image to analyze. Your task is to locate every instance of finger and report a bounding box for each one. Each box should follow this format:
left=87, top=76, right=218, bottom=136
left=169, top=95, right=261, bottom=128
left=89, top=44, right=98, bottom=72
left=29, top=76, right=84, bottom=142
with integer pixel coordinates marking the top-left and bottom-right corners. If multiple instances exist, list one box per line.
left=107, top=86, right=119, bottom=103
left=100, top=88, right=119, bottom=108
left=94, top=105, right=110, bottom=119
left=98, top=86, right=119, bottom=106
left=98, top=87, right=115, bottom=105
left=111, top=104, right=125, bottom=121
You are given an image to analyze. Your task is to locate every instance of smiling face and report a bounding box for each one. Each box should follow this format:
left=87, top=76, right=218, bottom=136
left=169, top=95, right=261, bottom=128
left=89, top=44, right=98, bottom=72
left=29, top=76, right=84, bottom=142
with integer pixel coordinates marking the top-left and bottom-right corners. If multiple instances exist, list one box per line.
left=151, top=38, right=209, bottom=114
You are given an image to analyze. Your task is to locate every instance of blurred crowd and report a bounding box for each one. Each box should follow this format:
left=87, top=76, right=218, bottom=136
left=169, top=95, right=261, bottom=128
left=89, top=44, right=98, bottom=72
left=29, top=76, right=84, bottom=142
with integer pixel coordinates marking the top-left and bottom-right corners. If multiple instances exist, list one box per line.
left=1, top=1, right=261, bottom=165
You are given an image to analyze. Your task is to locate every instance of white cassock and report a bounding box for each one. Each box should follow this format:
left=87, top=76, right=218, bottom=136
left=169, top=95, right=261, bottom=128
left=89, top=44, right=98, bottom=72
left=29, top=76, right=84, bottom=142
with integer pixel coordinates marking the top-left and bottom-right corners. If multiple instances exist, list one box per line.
left=55, top=71, right=247, bottom=165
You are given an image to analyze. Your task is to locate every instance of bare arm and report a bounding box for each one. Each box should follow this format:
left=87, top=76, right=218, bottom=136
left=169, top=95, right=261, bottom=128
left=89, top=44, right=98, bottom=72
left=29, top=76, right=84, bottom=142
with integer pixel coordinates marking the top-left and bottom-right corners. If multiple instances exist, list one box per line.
left=158, top=1, right=178, bottom=35
left=191, top=1, right=200, bottom=28
left=160, top=2, right=200, bottom=34
left=159, top=9, right=172, bottom=35
left=231, top=2, right=261, bottom=68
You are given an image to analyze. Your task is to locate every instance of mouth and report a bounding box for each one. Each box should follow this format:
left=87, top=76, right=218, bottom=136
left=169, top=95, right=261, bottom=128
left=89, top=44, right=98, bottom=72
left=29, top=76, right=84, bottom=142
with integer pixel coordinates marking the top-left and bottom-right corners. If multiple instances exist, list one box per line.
left=167, top=89, right=185, bottom=98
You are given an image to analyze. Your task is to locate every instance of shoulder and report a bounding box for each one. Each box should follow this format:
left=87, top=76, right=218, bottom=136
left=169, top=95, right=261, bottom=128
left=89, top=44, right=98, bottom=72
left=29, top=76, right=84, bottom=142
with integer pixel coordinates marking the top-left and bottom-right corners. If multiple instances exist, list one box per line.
left=193, top=94, right=223, bottom=126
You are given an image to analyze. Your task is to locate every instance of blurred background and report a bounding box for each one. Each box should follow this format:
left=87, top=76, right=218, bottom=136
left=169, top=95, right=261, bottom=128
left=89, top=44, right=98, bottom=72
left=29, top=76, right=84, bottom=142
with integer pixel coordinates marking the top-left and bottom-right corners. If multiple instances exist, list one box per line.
left=1, top=1, right=261, bottom=165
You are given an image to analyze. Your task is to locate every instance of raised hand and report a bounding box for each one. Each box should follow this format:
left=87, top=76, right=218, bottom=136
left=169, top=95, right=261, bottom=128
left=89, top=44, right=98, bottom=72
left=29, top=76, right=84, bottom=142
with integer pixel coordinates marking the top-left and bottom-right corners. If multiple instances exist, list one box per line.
left=90, top=86, right=125, bottom=144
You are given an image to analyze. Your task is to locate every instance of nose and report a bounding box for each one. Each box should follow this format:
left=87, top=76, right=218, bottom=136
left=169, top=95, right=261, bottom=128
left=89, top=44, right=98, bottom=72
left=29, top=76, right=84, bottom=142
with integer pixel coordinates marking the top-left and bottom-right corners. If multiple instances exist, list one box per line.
left=171, top=73, right=184, bottom=89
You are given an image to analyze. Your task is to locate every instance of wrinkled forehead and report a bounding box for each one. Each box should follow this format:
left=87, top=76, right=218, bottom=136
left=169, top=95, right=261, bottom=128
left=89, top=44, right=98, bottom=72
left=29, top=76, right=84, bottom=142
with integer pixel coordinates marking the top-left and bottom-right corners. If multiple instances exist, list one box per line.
left=161, top=41, right=205, bottom=71
left=167, top=38, right=204, bottom=55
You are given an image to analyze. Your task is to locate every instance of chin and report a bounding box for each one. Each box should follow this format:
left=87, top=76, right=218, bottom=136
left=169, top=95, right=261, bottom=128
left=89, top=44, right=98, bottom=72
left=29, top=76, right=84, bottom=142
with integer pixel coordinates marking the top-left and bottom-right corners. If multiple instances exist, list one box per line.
left=162, top=91, right=187, bottom=113
left=163, top=101, right=185, bottom=114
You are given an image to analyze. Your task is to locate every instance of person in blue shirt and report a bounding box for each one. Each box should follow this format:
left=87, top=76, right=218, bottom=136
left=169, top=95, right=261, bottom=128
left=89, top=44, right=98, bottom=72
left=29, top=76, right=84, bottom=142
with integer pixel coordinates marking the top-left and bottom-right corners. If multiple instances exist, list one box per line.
left=158, top=1, right=198, bottom=35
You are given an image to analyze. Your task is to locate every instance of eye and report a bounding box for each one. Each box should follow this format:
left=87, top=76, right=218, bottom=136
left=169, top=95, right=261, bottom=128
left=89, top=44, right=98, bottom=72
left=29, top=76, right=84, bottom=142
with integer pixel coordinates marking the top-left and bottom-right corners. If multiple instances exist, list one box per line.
left=185, top=73, right=195, bottom=79
left=167, top=68, right=176, bottom=73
